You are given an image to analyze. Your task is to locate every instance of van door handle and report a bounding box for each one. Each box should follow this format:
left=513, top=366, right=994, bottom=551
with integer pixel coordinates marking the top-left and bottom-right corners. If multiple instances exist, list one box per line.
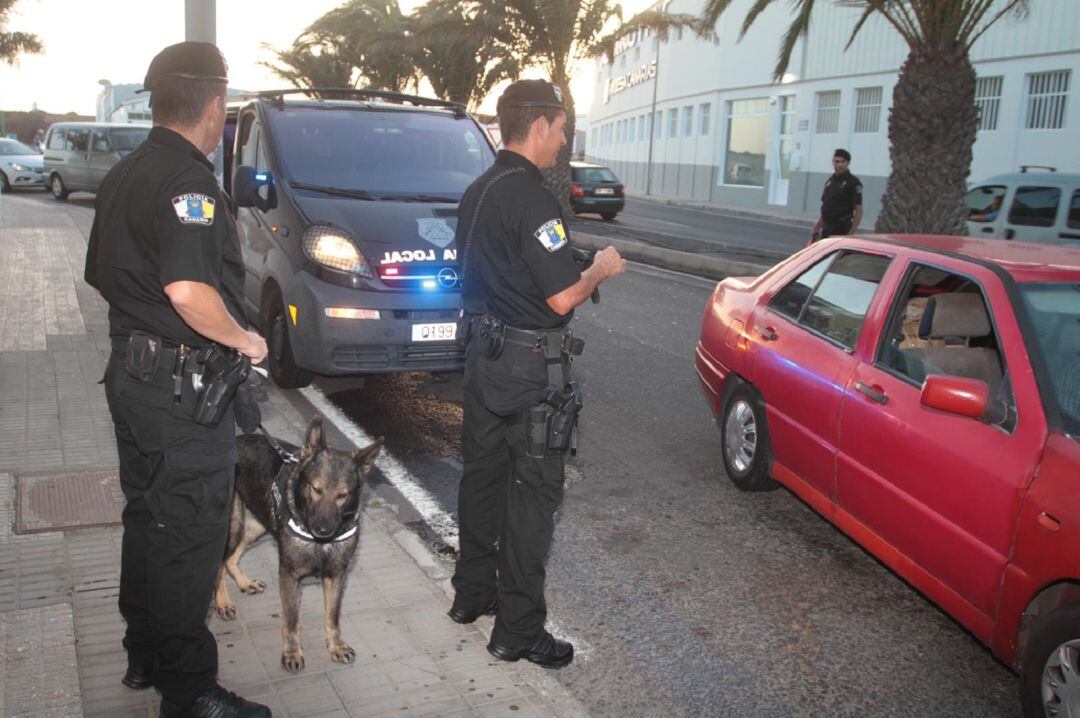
left=1060, top=232, right=1080, bottom=240
left=855, top=381, right=887, bottom=404
left=1004, top=228, right=1015, bottom=240
left=756, top=325, right=778, bottom=341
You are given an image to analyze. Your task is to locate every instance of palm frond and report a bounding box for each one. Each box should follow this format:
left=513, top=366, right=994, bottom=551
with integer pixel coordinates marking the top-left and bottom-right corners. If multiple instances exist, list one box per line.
left=589, top=10, right=704, bottom=61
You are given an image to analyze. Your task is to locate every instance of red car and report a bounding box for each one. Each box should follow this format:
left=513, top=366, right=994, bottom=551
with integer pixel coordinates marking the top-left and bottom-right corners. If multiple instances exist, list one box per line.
left=695, top=235, right=1080, bottom=717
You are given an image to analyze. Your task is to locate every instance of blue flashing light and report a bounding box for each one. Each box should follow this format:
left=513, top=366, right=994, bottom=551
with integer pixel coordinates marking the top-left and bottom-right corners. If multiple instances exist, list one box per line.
left=422, top=280, right=437, bottom=290
left=254, top=172, right=269, bottom=184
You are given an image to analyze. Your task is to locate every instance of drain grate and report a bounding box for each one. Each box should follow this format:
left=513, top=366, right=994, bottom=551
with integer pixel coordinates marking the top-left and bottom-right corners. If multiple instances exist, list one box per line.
left=16, top=470, right=125, bottom=533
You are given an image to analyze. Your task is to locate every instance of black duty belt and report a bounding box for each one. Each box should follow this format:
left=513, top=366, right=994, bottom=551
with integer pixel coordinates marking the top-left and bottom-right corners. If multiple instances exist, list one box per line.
left=110, top=336, right=189, bottom=368
left=500, top=324, right=583, bottom=356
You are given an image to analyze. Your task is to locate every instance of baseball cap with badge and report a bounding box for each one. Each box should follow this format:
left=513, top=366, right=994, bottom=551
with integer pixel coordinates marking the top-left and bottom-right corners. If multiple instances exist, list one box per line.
left=496, top=79, right=565, bottom=114
left=140, top=41, right=228, bottom=96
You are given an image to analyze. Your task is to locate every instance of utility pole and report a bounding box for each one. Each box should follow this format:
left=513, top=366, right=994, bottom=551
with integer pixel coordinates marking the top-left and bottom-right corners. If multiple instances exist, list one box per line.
left=644, top=40, right=660, bottom=197
left=185, top=0, right=216, bottom=43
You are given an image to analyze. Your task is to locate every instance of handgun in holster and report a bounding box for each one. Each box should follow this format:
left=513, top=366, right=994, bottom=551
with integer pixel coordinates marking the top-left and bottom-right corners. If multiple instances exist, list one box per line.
left=525, top=382, right=584, bottom=458
left=190, top=344, right=251, bottom=428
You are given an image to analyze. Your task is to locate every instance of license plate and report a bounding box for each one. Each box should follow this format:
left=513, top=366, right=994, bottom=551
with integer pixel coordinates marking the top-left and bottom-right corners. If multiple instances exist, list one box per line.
left=411, top=322, right=456, bottom=342
left=595, top=187, right=614, bottom=195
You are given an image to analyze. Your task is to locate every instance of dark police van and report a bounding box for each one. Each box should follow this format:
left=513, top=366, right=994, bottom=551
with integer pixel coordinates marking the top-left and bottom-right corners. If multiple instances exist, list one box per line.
left=223, top=90, right=495, bottom=388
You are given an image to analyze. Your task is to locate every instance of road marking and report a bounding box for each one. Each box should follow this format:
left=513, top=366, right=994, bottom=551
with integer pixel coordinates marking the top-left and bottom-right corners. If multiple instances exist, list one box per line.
left=300, top=385, right=460, bottom=548
left=301, top=384, right=592, bottom=660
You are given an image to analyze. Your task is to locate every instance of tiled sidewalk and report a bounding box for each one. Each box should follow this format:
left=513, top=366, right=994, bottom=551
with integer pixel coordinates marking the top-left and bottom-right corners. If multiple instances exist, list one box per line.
left=0, top=193, right=586, bottom=717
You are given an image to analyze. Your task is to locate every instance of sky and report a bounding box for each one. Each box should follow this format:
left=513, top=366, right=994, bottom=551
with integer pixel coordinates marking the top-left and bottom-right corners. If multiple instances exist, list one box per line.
left=0, top=0, right=643, bottom=117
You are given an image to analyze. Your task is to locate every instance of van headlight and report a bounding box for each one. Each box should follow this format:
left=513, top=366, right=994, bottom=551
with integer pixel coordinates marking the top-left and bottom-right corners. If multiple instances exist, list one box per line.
left=302, top=225, right=374, bottom=278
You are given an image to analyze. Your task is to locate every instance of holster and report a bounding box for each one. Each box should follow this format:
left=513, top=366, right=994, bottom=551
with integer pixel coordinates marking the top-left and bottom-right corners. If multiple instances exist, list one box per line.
left=476, top=314, right=506, bottom=360
left=524, top=382, right=584, bottom=458
left=190, top=345, right=251, bottom=428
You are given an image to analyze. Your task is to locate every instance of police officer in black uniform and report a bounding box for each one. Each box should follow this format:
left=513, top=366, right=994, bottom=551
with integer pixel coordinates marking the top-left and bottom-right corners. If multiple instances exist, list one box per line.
left=446, top=80, right=625, bottom=668
left=811, top=148, right=863, bottom=242
left=84, top=42, right=270, bottom=718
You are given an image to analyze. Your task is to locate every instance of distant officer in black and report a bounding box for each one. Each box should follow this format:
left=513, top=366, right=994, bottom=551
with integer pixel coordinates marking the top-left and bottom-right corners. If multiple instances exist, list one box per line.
left=84, top=42, right=270, bottom=718
left=447, top=79, right=626, bottom=668
left=811, top=148, right=863, bottom=242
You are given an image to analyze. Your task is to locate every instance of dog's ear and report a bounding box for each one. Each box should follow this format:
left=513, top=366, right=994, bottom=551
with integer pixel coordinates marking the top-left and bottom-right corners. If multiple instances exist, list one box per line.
left=302, top=416, right=326, bottom=459
left=352, top=437, right=384, bottom=474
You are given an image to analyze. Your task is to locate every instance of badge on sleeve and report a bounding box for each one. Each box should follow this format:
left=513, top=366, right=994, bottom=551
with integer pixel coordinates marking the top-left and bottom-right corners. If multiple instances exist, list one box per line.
left=171, top=193, right=216, bottom=226
left=534, top=219, right=567, bottom=252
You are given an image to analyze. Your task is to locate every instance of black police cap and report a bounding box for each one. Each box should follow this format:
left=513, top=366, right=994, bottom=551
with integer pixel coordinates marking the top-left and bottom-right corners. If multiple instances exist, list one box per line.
left=141, top=41, right=228, bottom=93
left=496, top=79, right=565, bottom=113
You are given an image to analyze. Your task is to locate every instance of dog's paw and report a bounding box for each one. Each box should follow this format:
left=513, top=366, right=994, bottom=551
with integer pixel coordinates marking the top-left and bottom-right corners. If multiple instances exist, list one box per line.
left=214, top=602, right=237, bottom=621
left=239, top=579, right=266, bottom=595
left=329, top=643, right=356, bottom=664
left=281, top=650, right=305, bottom=673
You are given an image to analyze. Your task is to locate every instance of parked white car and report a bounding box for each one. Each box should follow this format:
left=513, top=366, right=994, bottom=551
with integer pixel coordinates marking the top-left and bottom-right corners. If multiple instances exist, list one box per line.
left=965, top=168, right=1080, bottom=245
left=0, top=138, right=45, bottom=192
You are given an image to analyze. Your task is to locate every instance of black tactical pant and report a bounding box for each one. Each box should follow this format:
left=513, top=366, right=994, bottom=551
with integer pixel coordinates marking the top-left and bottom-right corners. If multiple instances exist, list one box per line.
left=453, top=340, right=567, bottom=649
left=104, top=348, right=235, bottom=710
left=819, top=217, right=853, bottom=240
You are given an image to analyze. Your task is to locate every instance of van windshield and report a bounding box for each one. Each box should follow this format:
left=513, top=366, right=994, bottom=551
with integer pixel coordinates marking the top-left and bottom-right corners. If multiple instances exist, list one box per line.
left=1019, top=282, right=1080, bottom=438
left=109, top=127, right=150, bottom=151
left=268, top=108, right=494, bottom=200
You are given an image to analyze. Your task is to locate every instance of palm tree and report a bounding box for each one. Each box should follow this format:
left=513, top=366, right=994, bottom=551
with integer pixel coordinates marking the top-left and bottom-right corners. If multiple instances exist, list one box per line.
left=503, top=0, right=704, bottom=210
left=698, top=0, right=1031, bottom=235
left=0, top=0, right=41, bottom=65
left=264, top=0, right=419, bottom=95
left=409, top=0, right=522, bottom=110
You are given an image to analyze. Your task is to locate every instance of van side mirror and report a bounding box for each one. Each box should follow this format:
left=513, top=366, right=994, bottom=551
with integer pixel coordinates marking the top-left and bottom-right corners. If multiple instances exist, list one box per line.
left=232, top=165, right=276, bottom=212
left=920, top=375, right=989, bottom=419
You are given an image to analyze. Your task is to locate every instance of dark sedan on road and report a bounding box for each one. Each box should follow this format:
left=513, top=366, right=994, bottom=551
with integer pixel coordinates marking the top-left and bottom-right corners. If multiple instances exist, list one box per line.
left=695, top=234, right=1080, bottom=718
left=570, top=161, right=624, bottom=220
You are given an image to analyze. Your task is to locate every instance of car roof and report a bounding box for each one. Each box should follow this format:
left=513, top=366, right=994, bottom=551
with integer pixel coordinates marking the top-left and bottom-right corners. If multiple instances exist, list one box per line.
left=839, top=234, right=1080, bottom=283
left=570, top=161, right=611, bottom=169
left=975, top=172, right=1080, bottom=185
left=263, top=98, right=459, bottom=115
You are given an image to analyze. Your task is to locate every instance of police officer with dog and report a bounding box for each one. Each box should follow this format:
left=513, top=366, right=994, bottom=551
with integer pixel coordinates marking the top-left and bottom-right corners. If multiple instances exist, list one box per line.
left=447, top=79, right=626, bottom=668
left=84, top=42, right=270, bottom=718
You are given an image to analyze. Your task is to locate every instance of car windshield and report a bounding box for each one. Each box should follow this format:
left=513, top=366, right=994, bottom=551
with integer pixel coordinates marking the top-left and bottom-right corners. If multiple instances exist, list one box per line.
left=574, top=167, right=618, bottom=183
left=0, top=139, right=37, bottom=155
left=269, top=107, right=494, bottom=200
left=109, top=127, right=150, bottom=151
left=1019, top=282, right=1080, bottom=437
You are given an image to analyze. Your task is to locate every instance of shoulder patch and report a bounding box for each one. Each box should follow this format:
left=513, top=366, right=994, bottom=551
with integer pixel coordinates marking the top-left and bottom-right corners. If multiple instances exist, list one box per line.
left=533, top=219, right=567, bottom=252
left=172, top=193, right=216, bottom=226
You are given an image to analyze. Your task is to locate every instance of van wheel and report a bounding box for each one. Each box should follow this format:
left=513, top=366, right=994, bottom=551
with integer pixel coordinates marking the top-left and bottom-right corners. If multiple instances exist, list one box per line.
left=600, top=211, right=617, bottom=221
left=50, top=174, right=69, bottom=200
left=720, top=383, right=778, bottom=491
left=262, top=290, right=313, bottom=390
left=1020, top=603, right=1080, bottom=718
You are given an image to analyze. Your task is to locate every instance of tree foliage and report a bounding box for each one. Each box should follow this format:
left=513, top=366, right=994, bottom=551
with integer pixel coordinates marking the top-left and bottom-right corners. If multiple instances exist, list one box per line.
left=0, top=0, right=42, bottom=66
left=697, top=0, right=1031, bottom=234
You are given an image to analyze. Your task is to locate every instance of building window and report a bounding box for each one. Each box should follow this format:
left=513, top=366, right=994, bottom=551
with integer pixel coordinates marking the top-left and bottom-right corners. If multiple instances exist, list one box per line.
left=634, top=46, right=640, bottom=62
left=683, top=106, right=694, bottom=136
left=816, top=90, right=841, bottom=134
left=854, top=87, right=882, bottom=133
left=1025, top=70, right=1070, bottom=129
left=668, top=108, right=678, bottom=138
left=629, top=117, right=636, bottom=141
left=640, top=113, right=648, bottom=140
left=725, top=98, right=768, bottom=187
left=975, top=76, right=1003, bottom=131
left=655, top=111, right=662, bottom=138
left=699, top=103, right=712, bottom=136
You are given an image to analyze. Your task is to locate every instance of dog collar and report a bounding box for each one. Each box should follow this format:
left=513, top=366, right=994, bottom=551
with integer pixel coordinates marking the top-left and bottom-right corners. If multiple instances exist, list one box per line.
left=285, top=517, right=358, bottom=543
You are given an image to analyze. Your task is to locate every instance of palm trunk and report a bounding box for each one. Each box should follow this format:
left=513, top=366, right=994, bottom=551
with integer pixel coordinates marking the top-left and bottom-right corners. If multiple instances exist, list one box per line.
left=875, top=45, right=977, bottom=235
left=542, top=80, right=576, bottom=216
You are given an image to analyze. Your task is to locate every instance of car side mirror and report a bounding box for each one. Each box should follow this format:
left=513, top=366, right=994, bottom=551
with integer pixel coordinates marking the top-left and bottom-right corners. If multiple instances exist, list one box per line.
left=920, top=375, right=989, bottom=419
left=232, top=165, right=276, bottom=212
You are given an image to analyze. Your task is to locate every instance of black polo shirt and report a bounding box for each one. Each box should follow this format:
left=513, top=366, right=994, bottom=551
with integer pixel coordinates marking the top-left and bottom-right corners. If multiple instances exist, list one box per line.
left=457, top=150, right=581, bottom=330
left=820, top=169, right=863, bottom=224
left=85, top=126, right=245, bottom=346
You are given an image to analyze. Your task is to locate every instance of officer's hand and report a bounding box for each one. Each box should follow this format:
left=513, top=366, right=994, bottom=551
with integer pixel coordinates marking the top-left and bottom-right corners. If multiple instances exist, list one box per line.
left=595, top=246, right=626, bottom=278
left=240, top=331, right=269, bottom=365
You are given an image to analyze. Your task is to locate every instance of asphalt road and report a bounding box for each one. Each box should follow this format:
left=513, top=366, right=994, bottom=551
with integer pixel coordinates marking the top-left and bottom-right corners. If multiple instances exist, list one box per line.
left=30, top=187, right=1020, bottom=717
left=570, top=197, right=810, bottom=263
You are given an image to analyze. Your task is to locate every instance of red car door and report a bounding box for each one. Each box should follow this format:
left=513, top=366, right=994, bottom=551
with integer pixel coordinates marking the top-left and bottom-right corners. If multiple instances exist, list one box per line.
left=749, top=249, right=894, bottom=498
left=837, top=258, right=1047, bottom=630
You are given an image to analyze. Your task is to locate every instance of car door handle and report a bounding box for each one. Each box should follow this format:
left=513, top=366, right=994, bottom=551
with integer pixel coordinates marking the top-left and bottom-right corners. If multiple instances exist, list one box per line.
left=980, top=227, right=994, bottom=234
left=1004, top=228, right=1015, bottom=240
left=855, top=381, right=888, bottom=404
left=756, top=325, right=778, bottom=341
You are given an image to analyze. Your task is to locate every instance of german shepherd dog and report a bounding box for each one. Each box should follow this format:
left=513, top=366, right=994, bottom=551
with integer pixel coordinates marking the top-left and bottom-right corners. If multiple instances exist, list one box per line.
left=213, top=417, right=383, bottom=672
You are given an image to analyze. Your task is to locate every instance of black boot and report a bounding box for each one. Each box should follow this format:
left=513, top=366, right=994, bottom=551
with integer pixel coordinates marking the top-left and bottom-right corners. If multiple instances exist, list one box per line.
left=447, top=597, right=497, bottom=624
left=487, top=630, right=573, bottom=669
left=121, top=654, right=153, bottom=690
left=159, top=684, right=271, bottom=718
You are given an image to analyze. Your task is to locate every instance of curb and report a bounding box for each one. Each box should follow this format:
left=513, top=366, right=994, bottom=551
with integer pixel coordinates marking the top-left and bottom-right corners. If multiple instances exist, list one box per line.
left=572, top=230, right=774, bottom=280
left=626, top=194, right=817, bottom=230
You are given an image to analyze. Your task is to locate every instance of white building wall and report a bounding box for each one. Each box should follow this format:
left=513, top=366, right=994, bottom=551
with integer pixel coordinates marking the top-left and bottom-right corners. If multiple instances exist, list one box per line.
left=587, top=0, right=1080, bottom=222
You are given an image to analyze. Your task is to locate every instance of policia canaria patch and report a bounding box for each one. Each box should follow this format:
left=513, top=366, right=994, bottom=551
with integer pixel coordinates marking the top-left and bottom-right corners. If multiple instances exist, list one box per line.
left=534, top=219, right=567, bottom=252
left=172, top=193, right=216, bottom=226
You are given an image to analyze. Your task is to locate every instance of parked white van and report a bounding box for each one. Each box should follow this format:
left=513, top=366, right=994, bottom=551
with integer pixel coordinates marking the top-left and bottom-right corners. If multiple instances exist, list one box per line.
left=43, top=122, right=150, bottom=200
left=965, top=168, right=1080, bottom=245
